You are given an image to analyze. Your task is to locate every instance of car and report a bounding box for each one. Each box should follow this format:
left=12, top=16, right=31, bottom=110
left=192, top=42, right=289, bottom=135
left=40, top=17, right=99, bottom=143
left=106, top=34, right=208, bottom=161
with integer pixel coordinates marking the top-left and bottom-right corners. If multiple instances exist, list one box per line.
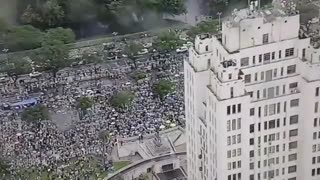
left=176, top=46, right=188, bottom=53
left=137, top=48, right=148, bottom=55
left=29, top=72, right=42, bottom=78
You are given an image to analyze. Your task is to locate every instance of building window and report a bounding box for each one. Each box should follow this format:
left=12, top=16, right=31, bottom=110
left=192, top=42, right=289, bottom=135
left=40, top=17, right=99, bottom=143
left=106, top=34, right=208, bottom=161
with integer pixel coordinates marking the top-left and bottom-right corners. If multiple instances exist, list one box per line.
left=314, top=118, right=318, bottom=127
left=240, top=57, right=249, bottom=66
left=289, top=141, right=298, bottom=150
left=228, top=73, right=232, bottom=80
left=288, top=165, right=297, bottom=173
left=238, top=104, right=241, bottom=113
left=253, top=56, right=256, bottom=64
left=269, top=120, right=276, bottom=129
left=232, top=105, right=236, bottom=114
left=289, top=129, right=298, bottom=137
left=237, top=118, right=241, bottom=129
left=290, top=99, right=299, bottom=107
left=259, top=54, right=262, bottom=63
left=273, top=68, right=277, bottom=77
left=254, top=73, right=258, bottom=81
left=230, top=87, right=234, bottom=98
left=266, top=70, right=272, bottom=81
left=205, top=45, right=208, bottom=51
left=272, top=52, right=275, bottom=60
left=316, top=87, right=319, bottom=97
left=250, top=162, right=254, bottom=169
left=269, top=104, right=276, bottom=115
left=250, top=138, right=254, bottom=145
left=263, top=34, right=269, bottom=44
left=261, top=71, right=264, bottom=80
left=267, top=87, right=275, bottom=99
left=250, top=108, right=255, bottom=116
left=279, top=50, right=282, bottom=59
left=227, top=120, right=231, bottom=131
left=289, top=82, right=298, bottom=89
left=285, top=48, right=294, bottom=57
left=250, top=124, right=254, bottom=133
left=232, top=119, right=236, bottom=130
left=227, top=106, right=231, bottom=115
left=250, top=150, right=254, bottom=157
left=287, top=65, right=296, bottom=74
left=244, top=74, right=251, bottom=83
left=281, top=67, right=284, bottom=76
left=315, top=102, right=319, bottom=113
left=264, top=53, right=271, bottom=62
left=276, top=86, right=279, bottom=96
left=289, top=115, right=299, bottom=125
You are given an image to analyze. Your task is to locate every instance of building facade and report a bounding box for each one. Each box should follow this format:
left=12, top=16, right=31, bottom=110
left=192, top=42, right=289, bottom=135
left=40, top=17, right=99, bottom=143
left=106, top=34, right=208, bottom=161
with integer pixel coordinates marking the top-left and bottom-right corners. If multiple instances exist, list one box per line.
left=185, top=6, right=320, bottom=180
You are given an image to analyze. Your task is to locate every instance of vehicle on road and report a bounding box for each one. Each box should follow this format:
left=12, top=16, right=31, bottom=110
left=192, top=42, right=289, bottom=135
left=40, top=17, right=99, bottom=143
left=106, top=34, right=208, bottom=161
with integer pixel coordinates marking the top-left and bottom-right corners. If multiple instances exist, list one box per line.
left=176, top=46, right=188, bottom=53
left=29, top=72, right=42, bottom=78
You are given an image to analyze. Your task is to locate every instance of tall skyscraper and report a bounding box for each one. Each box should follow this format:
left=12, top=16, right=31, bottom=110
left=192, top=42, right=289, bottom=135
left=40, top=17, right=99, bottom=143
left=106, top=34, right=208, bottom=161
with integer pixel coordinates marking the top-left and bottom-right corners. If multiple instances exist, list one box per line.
left=184, top=4, right=320, bottom=180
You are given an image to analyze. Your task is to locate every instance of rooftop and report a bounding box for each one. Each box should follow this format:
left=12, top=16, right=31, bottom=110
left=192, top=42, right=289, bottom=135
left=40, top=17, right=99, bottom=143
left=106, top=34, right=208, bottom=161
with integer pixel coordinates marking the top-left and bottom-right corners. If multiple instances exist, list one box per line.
left=226, top=6, right=299, bottom=27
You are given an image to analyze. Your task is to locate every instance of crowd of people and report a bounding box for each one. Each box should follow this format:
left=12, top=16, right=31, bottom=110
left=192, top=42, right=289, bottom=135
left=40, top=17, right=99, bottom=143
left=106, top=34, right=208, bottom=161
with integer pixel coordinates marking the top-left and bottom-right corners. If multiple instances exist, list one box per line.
left=0, top=46, right=186, bottom=179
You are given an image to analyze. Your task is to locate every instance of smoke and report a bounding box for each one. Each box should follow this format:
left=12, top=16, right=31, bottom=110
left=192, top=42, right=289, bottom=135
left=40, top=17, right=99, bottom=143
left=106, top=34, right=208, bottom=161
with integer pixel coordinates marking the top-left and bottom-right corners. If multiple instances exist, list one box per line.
left=0, top=0, right=17, bottom=25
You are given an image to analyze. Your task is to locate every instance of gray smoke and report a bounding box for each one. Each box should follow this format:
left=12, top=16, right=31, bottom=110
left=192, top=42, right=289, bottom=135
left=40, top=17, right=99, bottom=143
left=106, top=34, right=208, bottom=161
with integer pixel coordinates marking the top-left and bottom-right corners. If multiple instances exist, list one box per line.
left=0, top=0, right=17, bottom=25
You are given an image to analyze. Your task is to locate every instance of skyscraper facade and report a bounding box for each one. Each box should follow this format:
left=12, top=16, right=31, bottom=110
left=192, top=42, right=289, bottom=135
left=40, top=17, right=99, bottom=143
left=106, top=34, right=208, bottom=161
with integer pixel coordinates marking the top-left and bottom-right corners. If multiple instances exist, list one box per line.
left=185, top=5, right=320, bottom=180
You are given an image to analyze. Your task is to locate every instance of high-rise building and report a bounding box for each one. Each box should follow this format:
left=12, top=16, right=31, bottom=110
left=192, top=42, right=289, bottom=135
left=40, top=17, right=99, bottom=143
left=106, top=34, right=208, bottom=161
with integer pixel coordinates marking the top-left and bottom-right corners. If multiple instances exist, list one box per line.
left=184, top=4, right=320, bottom=180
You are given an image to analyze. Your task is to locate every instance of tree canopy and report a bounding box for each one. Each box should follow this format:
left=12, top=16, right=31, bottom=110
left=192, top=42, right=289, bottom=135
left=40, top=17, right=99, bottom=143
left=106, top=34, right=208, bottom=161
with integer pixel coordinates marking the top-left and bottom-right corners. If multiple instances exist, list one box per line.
left=35, top=38, right=72, bottom=76
left=187, top=20, right=219, bottom=39
left=77, top=96, right=93, bottom=111
left=154, top=31, right=183, bottom=52
left=110, top=91, right=135, bottom=108
left=17, top=0, right=187, bottom=30
left=21, top=105, right=50, bottom=123
left=42, top=27, right=76, bottom=45
left=153, top=80, right=174, bottom=99
left=3, top=25, right=43, bottom=51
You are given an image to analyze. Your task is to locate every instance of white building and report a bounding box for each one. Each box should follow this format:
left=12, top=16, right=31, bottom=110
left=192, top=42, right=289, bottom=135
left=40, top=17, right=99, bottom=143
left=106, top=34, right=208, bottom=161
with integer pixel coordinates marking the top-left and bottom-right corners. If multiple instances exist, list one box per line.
left=185, top=5, right=320, bottom=180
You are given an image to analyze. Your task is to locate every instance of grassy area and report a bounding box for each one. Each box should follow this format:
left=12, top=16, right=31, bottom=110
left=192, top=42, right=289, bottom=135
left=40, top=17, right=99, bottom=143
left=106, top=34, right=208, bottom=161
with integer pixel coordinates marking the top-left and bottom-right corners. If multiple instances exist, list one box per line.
left=113, top=161, right=131, bottom=171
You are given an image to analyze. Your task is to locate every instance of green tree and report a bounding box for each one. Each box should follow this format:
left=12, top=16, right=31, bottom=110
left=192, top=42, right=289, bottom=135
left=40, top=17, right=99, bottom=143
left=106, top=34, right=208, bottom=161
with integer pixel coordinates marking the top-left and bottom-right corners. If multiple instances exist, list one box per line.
left=3, top=25, right=43, bottom=51
left=187, top=20, right=219, bottom=39
left=35, top=40, right=72, bottom=77
left=20, top=0, right=65, bottom=29
left=76, top=96, right=93, bottom=119
left=110, top=91, right=135, bottom=109
left=43, top=27, right=76, bottom=45
left=157, top=0, right=186, bottom=15
left=124, top=43, right=143, bottom=67
left=153, top=80, right=174, bottom=100
left=0, top=57, right=32, bottom=85
left=154, top=31, right=183, bottom=52
left=21, top=105, right=50, bottom=123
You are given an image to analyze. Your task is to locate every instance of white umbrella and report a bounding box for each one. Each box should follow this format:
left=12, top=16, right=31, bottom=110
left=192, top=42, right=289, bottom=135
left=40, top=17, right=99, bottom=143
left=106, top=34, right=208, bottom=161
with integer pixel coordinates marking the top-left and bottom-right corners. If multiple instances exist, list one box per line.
left=170, top=123, right=176, bottom=127
left=160, top=125, right=165, bottom=129
left=166, top=120, right=171, bottom=124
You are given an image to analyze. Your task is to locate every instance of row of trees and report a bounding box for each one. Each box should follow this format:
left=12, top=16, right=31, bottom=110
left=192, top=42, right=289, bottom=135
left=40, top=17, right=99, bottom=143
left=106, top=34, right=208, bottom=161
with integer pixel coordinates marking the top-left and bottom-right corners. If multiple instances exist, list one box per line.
left=0, top=19, right=75, bottom=52
left=16, top=0, right=186, bottom=30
